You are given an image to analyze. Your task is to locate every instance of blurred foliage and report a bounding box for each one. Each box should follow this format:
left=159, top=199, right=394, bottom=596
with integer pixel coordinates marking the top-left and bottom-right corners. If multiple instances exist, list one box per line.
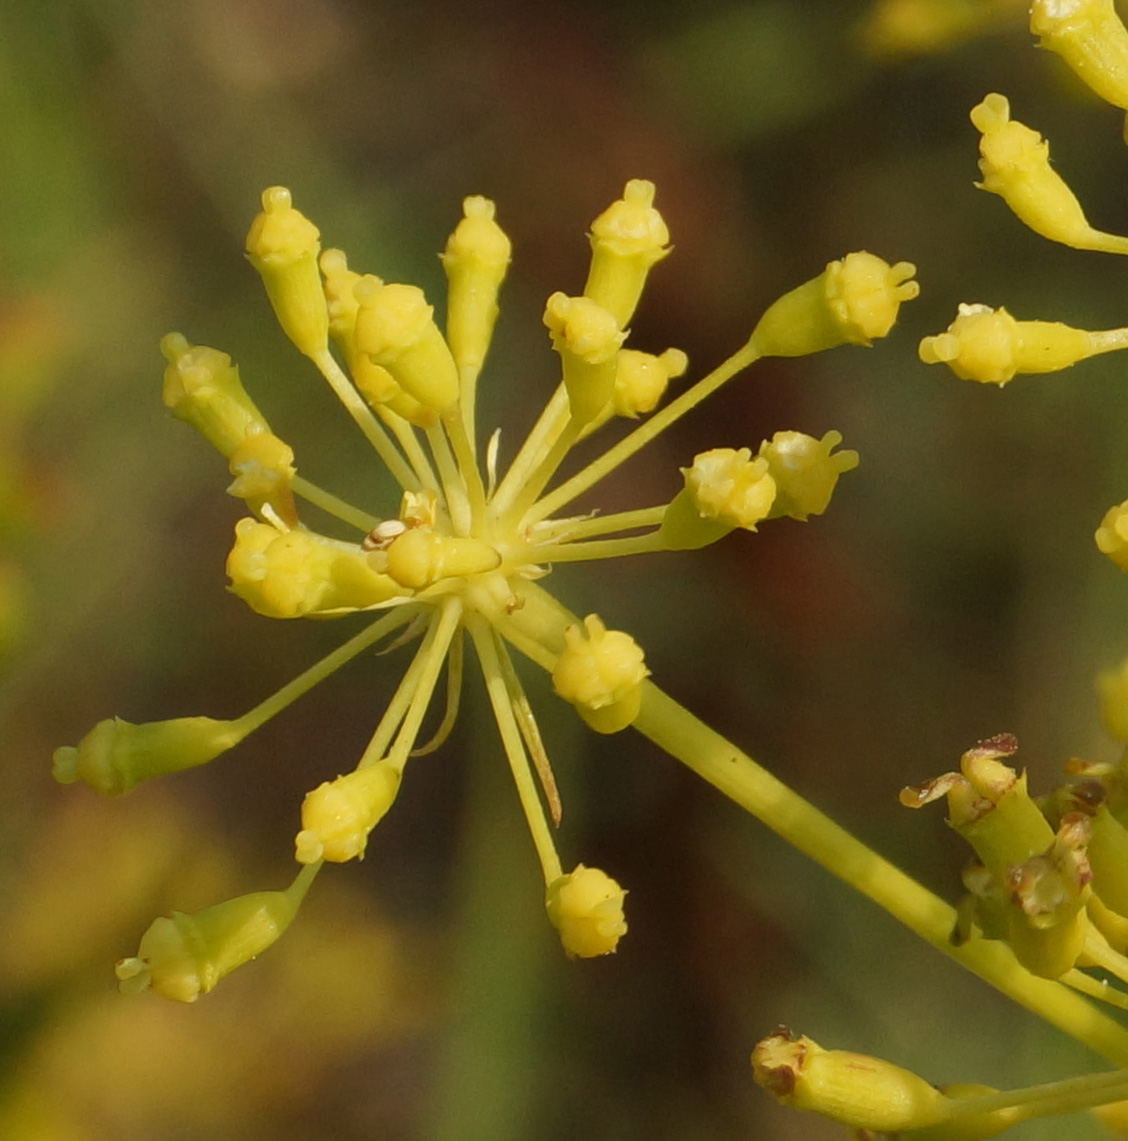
left=4, top=0, right=1128, bottom=1137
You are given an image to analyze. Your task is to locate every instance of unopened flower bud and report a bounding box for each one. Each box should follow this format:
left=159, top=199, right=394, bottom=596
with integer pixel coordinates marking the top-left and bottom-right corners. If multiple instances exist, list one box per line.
left=227, top=518, right=403, bottom=618
left=1098, top=658, right=1128, bottom=741
left=383, top=528, right=501, bottom=590
left=970, top=93, right=1128, bottom=253
left=751, top=1028, right=950, bottom=1133
left=545, top=864, right=627, bottom=957
left=612, top=347, right=686, bottom=418
left=681, top=447, right=777, bottom=532
left=749, top=252, right=919, bottom=358
left=544, top=292, right=626, bottom=426
left=441, top=195, right=512, bottom=373
left=115, top=865, right=315, bottom=1002
left=295, top=757, right=402, bottom=864
left=759, top=430, right=859, bottom=521
left=245, top=186, right=329, bottom=358
left=918, top=303, right=1125, bottom=385
left=160, top=334, right=270, bottom=459
left=354, top=279, right=460, bottom=412
left=1096, top=499, right=1128, bottom=570
left=53, top=715, right=243, bottom=796
left=226, top=423, right=297, bottom=525
left=551, top=614, right=648, bottom=733
left=583, top=179, right=671, bottom=329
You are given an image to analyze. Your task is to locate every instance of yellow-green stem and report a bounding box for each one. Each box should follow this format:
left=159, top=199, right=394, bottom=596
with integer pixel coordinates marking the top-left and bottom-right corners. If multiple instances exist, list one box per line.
left=531, top=504, right=667, bottom=543
left=291, top=475, right=378, bottom=532
left=491, top=383, right=570, bottom=515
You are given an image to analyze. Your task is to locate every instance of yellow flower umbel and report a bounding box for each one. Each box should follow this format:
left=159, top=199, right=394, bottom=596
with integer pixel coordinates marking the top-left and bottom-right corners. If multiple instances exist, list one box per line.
left=54, top=181, right=914, bottom=993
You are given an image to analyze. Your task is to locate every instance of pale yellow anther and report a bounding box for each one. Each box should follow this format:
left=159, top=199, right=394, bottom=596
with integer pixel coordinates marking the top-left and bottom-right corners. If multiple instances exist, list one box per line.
left=160, top=333, right=270, bottom=459
left=751, top=1030, right=953, bottom=1133
left=441, top=195, right=512, bottom=373
left=227, top=423, right=297, bottom=526
left=52, top=715, right=243, bottom=797
left=245, top=186, right=329, bottom=358
left=749, top=253, right=919, bottom=357
left=543, top=292, right=626, bottom=425
left=227, top=518, right=403, bottom=618
left=918, top=303, right=1110, bottom=385
left=295, top=758, right=402, bottom=864
left=354, top=279, right=460, bottom=412
left=759, top=430, right=859, bottom=521
left=971, top=93, right=1128, bottom=253
left=115, top=866, right=314, bottom=1002
left=612, top=347, right=687, bottom=418
left=1097, top=657, right=1128, bottom=741
left=1030, top=0, right=1128, bottom=115
left=584, top=179, right=671, bottom=329
left=545, top=864, right=628, bottom=958
left=551, top=614, right=649, bottom=733
left=1096, top=499, right=1128, bottom=569
left=383, top=527, right=501, bottom=591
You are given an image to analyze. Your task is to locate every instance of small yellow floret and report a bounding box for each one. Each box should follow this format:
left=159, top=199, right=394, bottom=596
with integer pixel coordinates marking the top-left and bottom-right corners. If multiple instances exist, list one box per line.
left=545, top=864, right=628, bottom=958
left=245, top=186, right=329, bottom=358
left=52, top=715, right=242, bottom=796
left=612, top=347, right=687, bottom=418
left=543, top=292, right=626, bottom=425
left=354, top=279, right=460, bottom=412
left=441, top=195, right=512, bottom=373
left=749, top=253, right=919, bottom=357
left=751, top=1029, right=952, bottom=1133
left=552, top=614, right=649, bottom=733
left=227, top=518, right=403, bottom=618
left=971, top=93, right=1128, bottom=253
left=1030, top=0, right=1128, bottom=114
left=1097, top=499, right=1128, bottom=569
left=160, top=333, right=270, bottom=458
left=684, top=447, right=778, bottom=530
left=759, top=430, right=859, bottom=521
left=295, top=758, right=402, bottom=863
left=226, top=423, right=297, bottom=525
left=584, top=179, right=670, bottom=329
left=115, top=867, right=312, bottom=1002
left=918, top=303, right=1100, bottom=385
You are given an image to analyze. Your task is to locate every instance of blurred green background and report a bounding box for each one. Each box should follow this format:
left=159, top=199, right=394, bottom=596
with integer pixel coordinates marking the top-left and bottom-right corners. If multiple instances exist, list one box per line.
left=5, top=0, right=1128, bottom=1137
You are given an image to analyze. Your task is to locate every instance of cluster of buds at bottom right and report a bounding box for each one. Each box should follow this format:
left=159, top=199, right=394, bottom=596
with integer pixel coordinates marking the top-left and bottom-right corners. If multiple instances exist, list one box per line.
left=900, top=726, right=1128, bottom=994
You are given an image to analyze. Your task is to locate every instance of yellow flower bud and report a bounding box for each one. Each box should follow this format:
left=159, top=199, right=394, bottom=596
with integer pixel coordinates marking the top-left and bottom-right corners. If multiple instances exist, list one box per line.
left=382, top=527, right=501, bottom=590
left=545, top=864, right=627, bottom=957
left=441, top=195, right=512, bottom=373
left=244, top=186, right=329, bottom=358
left=918, top=303, right=1117, bottom=385
left=583, top=179, right=671, bottom=329
left=226, top=518, right=403, bottom=618
left=1098, top=658, right=1128, bottom=741
left=1030, top=0, right=1128, bottom=114
left=115, top=865, right=314, bottom=1002
left=970, top=93, right=1128, bottom=254
left=52, top=715, right=243, bottom=796
left=1096, top=499, right=1128, bottom=569
left=160, top=333, right=270, bottom=459
left=750, top=252, right=919, bottom=357
left=319, top=247, right=363, bottom=358
left=543, top=292, right=626, bottom=426
left=681, top=447, right=777, bottom=531
left=226, top=423, right=297, bottom=526
left=1085, top=805, right=1128, bottom=915
left=611, top=347, right=687, bottom=418
left=551, top=614, right=648, bottom=733
left=354, top=279, right=460, bottom=413
left=751, top=1029, right=950, bottom=1133
left=295, top=758, right=402, bottom=864
left=758, top=430, right=859, bottom=521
